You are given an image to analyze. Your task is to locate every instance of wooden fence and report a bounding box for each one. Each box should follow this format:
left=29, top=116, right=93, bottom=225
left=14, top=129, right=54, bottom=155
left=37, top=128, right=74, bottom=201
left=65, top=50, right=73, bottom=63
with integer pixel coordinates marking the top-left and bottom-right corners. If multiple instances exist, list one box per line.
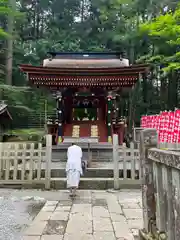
left=0, top=134, right=141, bottom=190
left=118, top=142, right=139, bottom=166
left=112, top=135, right=140, bottom=189
left=139, top=128, right=180, bottom=240
left=52, top=142, right=140, bottom=163
left=0, top=134, right=52, bottom=189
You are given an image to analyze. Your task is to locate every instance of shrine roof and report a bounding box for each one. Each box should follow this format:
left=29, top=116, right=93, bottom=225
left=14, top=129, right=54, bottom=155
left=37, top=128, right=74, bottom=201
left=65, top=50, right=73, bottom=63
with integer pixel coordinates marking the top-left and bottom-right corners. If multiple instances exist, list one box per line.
left=19, top=59, right=149, bottom=87
left=42, top=52, right=130, bottom=68
left=0, top=103, right=12, bottom=120
left=19, top=63, right=149, bottom=74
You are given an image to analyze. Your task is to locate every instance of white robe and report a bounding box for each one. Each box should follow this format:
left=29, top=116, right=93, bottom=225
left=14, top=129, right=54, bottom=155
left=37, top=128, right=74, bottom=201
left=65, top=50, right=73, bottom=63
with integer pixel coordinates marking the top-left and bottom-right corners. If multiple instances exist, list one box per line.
left=66, top=145, right=83, bottom=188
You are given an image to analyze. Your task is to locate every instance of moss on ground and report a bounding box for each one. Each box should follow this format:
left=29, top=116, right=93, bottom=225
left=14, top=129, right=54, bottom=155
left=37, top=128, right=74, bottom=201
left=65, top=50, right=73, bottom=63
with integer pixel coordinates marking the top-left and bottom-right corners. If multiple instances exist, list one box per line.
left=4, top=128, right=45, bottom=142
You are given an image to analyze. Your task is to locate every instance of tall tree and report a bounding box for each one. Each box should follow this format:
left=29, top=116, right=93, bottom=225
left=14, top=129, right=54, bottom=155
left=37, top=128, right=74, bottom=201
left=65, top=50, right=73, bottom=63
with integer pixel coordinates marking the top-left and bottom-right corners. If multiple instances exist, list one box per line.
left=5, top=0, right=16, bottom=85
left=0, top=0, right=179, bottom=129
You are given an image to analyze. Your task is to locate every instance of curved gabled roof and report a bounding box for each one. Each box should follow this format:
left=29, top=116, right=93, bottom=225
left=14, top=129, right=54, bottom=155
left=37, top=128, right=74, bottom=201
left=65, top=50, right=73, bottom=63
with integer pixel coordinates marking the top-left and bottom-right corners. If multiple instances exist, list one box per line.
left=44, top=52, right=129, bottom=68
left=0, top=103, right=12, bottom=120
left=19, top=52, right=149, bottom=87
left=19, top=63, right=149, bottom=74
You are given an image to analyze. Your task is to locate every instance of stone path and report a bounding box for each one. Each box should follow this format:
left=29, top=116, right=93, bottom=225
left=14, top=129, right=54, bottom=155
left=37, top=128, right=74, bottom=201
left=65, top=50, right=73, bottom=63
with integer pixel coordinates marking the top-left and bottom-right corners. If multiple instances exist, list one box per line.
left=23, top=190, right=142, bottom=240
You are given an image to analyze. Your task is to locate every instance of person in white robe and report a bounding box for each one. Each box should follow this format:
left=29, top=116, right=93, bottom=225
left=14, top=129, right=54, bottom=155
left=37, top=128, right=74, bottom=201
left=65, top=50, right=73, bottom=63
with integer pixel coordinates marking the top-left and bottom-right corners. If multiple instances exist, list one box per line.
left=66, top=143, right=83, bottom=196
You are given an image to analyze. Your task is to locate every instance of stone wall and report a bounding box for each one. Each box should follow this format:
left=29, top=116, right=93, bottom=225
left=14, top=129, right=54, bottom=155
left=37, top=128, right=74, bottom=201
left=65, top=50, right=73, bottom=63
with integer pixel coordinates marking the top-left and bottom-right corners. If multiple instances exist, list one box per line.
left=139, top=128, right=180, bottom=240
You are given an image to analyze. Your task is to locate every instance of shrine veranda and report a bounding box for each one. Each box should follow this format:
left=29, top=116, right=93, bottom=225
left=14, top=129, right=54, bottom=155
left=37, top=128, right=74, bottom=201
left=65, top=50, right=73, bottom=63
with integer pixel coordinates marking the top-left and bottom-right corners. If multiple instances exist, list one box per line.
left=20, top=52, right=149, bottom=145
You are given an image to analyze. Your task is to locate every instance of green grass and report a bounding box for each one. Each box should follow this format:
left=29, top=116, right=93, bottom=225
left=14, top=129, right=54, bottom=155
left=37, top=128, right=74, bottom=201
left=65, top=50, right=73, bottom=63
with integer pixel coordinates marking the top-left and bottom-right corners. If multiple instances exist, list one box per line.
left=7, top=128, right=45, bottom=136
left=4, top=128, right=46, bottom=142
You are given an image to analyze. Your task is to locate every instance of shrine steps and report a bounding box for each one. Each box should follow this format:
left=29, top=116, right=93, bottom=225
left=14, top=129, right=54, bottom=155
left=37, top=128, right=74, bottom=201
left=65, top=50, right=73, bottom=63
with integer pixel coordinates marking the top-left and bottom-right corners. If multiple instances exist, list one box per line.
left=32, top=163, right=140, bottom=189
left=4, top=167, right=140, bottom=190
left=52, top=148, right=113, bottom=162
left=43, top=162, right=140, bottom=189
left=45, top=165, right=139, bottom=178
left=49, top=144, right=140, bottom=189
left=49, top=178, right=140, bottom=190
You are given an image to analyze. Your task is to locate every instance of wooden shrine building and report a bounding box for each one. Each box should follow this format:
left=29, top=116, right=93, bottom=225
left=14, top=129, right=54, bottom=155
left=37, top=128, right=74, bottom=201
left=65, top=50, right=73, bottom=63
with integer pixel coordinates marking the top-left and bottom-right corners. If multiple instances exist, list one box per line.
left=0, top=103, right=12, bottom=141
left=20, top=52, right=148, bottom=145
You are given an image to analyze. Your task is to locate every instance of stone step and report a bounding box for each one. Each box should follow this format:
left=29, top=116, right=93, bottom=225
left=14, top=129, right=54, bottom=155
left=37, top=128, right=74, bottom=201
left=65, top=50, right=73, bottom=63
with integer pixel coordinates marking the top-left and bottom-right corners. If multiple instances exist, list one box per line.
left=52, top=153, right=113, bottom=159
left=50, top=178, right=141, bottom=190
left=52, top=143, right=113, bottom=149
left=40, top=168, right=139, bottom=178
left=52, top=158, right=113, bottom=162
left=5, top=169, right=140, bottom=183
left=48, top=162, right=139, bottom=171
left=8, top=168, right=139, bottom=180
left=0, top=178, right=141, bottom=190
left=51, top=152, right=113, bottom=161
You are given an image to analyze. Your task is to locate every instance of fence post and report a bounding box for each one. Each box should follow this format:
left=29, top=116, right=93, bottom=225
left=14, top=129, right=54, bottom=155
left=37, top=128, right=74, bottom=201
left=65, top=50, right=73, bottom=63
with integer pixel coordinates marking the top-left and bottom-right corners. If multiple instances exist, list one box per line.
left=88, top=142, right=92, bottom=167
left=45, top=134, right=52, bottom=190
left=0, top=142, right=2, bottom=179
left=139, top=128, right=158, bottom=236
left=113, top=134, right=119, bottom=190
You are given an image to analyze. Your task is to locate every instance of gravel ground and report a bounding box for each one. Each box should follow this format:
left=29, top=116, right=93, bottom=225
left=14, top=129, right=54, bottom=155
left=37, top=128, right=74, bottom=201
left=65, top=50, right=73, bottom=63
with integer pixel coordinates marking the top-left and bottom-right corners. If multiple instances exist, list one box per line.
left=0, top=192, right=45, bottom=240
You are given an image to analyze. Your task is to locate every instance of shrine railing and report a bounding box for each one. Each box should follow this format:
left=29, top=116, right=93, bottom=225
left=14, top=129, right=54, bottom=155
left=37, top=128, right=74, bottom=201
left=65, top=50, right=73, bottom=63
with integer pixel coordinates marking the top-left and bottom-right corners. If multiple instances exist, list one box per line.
left=139, top=128, right=180, bottom=240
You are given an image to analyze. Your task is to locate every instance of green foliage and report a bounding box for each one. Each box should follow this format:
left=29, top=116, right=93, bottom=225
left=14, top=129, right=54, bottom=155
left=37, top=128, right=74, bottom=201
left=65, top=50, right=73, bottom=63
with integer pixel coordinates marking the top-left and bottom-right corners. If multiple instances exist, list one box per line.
left=0, top=28, right=8, bottom=38
left=5, top=128, right=45, bottom=142
left=0, top=0, right=179, bottom=131
left=139, top=5, right=180, bottom=71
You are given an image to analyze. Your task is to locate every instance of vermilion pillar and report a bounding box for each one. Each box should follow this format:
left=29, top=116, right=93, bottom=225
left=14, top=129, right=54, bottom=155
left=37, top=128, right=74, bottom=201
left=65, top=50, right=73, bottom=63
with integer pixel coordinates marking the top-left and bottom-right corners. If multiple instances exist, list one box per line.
left=118, top=123, right=125, bottom=145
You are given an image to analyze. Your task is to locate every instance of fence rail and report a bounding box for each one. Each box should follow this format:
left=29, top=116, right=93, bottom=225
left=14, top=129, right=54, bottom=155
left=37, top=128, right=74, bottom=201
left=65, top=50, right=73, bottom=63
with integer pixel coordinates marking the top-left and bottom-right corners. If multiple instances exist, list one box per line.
left=0, top=135, right=141, bottom=189
left=112, top=135, right=141, bottom=189
left=0, top=135, right=52, bottom=189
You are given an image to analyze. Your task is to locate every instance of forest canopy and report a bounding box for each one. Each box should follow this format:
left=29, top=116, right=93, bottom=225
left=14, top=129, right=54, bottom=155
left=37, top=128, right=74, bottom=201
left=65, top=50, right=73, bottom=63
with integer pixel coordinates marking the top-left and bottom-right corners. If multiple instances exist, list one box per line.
left=0, top=0, right=180, bottom=130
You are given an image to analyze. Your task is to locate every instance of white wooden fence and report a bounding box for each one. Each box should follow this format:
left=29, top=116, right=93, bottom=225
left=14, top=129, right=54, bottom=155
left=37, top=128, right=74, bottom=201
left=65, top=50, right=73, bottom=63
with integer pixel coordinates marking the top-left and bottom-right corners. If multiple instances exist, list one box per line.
left=113, top=135, right=140, bottom=189
left=118, top=143, right=139, bottom=160
left=0, top=134, right=141, bottom=189
left=0, top=134, right=52, bottom=189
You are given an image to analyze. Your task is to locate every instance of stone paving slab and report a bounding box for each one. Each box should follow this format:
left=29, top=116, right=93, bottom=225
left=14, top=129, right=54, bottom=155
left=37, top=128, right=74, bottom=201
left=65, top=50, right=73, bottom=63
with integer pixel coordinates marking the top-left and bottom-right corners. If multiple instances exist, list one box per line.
left=23, top=190, right=142, bottom=240
left=41, top=236, right=63, bottom=240
left=23, top=237, right=41, bottom=240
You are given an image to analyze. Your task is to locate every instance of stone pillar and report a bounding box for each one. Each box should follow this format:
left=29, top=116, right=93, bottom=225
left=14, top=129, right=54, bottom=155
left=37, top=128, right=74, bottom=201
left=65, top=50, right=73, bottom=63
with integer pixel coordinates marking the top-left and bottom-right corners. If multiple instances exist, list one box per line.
left=113, top=134, right=120, bottom=189
left=107, top=92, right=113, bottom=143
left=139, top=128, right=158, bottom=237
left=56, top=92, right=63, bottom=144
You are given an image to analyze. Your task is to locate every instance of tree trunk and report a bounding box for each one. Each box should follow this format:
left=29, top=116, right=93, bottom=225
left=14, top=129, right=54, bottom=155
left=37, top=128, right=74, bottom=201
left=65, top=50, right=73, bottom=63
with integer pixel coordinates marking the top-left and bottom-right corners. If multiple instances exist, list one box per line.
left=36, top=0, right=40, bottom=39
left=5, top=0, right=15, bottom=85
left=81, top=0, right=85, bottom=22
left=142, top=73, right=148, bottom=113
left=168, top=71, right=178, bottom=110
left=129, top=40, right=134, bottom=64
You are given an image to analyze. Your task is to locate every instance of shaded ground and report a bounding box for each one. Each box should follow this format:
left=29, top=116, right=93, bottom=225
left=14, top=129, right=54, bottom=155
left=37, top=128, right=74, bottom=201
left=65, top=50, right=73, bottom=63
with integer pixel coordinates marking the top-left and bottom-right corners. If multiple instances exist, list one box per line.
left=0, top=193, right=45, bottom=240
